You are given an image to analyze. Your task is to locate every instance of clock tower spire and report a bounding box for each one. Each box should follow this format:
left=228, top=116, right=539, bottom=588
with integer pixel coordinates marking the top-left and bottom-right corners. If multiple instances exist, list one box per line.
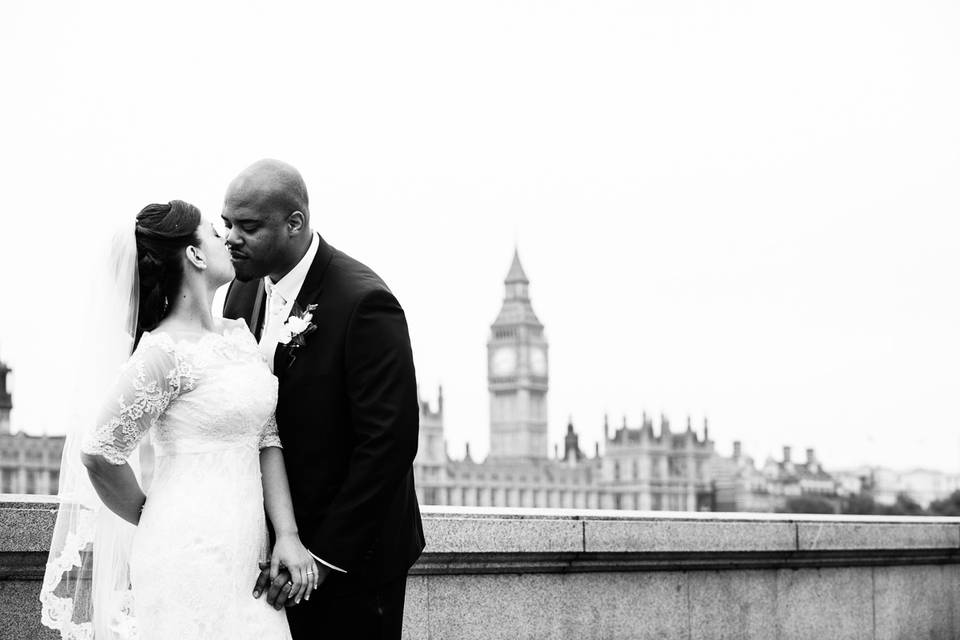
left=487, top=249, right=549, bottom=460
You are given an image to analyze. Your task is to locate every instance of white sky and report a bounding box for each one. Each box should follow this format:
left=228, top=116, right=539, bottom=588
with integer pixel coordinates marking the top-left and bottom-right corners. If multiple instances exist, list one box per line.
left=2, top=0, right=959, bottom=473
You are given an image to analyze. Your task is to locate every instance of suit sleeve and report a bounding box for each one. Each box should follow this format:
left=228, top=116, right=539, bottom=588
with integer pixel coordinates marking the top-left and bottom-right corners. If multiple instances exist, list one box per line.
left=308, top=288, right=420, bottom=571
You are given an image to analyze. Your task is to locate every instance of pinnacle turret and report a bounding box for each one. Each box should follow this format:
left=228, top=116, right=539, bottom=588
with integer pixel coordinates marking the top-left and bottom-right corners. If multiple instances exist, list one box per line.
left=505, top=248, right=529, bottom=284
left=492, top=248, right=542, bottom=328
left=0, top=357, right=11, bottom=435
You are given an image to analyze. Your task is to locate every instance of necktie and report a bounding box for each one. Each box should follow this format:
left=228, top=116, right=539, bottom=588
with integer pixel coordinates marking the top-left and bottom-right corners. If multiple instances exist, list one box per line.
left=267, top=287, right=286, bottom=324
left=259, top=286, right=287, bottom=370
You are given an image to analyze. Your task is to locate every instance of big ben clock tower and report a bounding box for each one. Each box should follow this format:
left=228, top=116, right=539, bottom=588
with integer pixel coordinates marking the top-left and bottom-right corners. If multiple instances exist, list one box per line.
left=487, top=249, right=549, bottom=460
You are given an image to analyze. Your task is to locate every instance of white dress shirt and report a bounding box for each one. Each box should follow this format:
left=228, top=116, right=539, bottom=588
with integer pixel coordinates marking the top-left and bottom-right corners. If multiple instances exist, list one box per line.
left=258, top=232, right=346, bottom=574
left=259, top=232, right=320, bottom=371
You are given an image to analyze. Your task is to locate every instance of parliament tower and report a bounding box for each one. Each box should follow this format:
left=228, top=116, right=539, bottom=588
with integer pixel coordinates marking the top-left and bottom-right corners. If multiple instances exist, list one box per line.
left=487, top=250, right=549, bottom=460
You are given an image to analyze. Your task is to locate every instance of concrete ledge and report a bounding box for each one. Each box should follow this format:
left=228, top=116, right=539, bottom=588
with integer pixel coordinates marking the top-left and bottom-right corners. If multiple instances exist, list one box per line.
left=0, top=496, right=58, bottom=552
left=797, top=520, right=960, bottom=551
left=582, top=519, right=796, bottom=553
left=7, top=499, right=960, bottom=575
left=411, top=506, right=960, bottom=574
left=4, top=498, right=960, bottom=639
left=422, top=512, right=583, bottom=554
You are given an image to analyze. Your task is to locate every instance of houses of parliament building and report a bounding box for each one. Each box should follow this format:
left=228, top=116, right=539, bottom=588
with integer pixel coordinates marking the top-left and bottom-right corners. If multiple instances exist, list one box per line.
left=412, top=251, right=716, bottom=511
left=0, top=359, right=64, bottom=495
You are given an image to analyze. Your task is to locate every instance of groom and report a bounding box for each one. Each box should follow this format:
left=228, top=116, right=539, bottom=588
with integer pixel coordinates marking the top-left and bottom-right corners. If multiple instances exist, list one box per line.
left=221, top=159, right=425, bottom=639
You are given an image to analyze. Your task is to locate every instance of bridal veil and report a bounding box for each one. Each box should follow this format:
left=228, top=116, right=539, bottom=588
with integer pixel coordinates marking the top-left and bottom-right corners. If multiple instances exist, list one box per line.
left=40, top=220, right=153, bottom=639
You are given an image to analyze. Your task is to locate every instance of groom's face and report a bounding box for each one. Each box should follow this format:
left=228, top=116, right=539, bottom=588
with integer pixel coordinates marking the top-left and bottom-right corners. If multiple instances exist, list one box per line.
left=221, top=202, right=288, bottom=282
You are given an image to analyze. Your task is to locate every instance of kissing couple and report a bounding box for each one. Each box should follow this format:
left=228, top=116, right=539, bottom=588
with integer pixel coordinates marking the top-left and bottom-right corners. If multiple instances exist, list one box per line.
left=40, top=159, right=425, bottom=640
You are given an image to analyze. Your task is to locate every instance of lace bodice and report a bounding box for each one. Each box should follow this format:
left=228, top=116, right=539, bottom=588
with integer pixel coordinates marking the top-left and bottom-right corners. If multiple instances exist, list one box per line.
left=82, top=317, right=280, bottom=464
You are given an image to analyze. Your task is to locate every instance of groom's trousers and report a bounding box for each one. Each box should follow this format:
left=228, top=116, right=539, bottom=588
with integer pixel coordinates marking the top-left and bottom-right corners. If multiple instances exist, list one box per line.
left=285, top=573, right=408, bottom=640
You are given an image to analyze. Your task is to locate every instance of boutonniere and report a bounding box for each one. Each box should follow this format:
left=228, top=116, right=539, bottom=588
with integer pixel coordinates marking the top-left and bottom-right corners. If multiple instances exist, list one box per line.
left=277, top=303, right=318, bottom=366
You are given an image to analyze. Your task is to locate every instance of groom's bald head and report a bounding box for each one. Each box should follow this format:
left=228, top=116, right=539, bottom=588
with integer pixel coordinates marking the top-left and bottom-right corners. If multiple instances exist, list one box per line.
left=222, top=159, right=314, bottom=282
left=225, top=159, right=310, bottom=224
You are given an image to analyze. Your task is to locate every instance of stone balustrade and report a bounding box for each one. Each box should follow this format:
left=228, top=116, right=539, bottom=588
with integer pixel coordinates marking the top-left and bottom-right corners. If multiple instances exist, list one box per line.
left=3, top=495, right=960, bottom=638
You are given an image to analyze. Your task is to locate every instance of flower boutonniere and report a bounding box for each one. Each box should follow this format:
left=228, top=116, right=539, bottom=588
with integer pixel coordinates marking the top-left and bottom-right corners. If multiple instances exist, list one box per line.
left=277, top=303, right=318, bottom=366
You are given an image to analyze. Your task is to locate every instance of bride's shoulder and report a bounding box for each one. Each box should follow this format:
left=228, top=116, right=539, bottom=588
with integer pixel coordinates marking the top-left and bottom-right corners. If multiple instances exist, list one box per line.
left=134, top=329, right=177, bottom=355
left=119, top=331, right=180, bottom=377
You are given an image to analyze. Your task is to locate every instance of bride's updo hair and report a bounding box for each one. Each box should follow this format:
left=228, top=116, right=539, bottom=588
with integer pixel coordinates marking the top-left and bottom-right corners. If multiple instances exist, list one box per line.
left=134, top=200, right=202, bottom=347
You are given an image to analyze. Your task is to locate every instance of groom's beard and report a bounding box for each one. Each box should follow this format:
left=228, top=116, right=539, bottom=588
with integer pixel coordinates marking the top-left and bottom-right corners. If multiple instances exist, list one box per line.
left=231, top=259, right=265, bottom=283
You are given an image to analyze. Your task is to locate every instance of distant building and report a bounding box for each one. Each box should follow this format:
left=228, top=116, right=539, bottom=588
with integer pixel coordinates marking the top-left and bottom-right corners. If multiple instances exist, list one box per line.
left=603, top=413, right=714, bottom=511
left=711, top=442, right=840, bottom=512
left=0, top=359, right=65, bottom=495
left=0, top=359, right=9, bottom=435
left=414, top=386, right=447, bottom=506
left=833, top=466, right=960, bottom=508
left=413, top=250, right=715, bottom=511
left=888, top=469, right=960, bottom=506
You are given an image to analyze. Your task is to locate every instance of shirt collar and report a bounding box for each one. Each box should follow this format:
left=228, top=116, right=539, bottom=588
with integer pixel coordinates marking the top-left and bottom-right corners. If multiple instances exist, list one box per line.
left=264, top=232, right=320, bottom=305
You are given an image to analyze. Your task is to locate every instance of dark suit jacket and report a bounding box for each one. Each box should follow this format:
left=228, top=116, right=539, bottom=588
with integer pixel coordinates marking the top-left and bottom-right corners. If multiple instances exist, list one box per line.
left=223, top=235, right=424, bottom=594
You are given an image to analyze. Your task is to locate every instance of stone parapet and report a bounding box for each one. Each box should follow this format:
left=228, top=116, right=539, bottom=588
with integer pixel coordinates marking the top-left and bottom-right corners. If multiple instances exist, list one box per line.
left=3, top=496, right=960, bottom=638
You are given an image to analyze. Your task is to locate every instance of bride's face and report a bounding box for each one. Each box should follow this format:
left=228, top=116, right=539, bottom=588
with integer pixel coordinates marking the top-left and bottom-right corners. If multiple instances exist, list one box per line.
left=195, top=220, right=235, bottom=286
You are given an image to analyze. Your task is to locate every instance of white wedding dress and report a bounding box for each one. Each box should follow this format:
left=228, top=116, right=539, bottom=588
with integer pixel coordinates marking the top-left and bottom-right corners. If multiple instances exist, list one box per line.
left=80, top=317, right=292, bottom=640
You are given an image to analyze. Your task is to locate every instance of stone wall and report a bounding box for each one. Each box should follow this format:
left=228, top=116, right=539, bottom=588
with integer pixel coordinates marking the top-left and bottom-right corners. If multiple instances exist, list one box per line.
left=3, top=496, right=960, bottom=639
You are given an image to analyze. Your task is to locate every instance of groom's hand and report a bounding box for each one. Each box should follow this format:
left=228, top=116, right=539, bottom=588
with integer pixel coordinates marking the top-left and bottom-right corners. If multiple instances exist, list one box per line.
left=254, top=561, right=296, bottom=610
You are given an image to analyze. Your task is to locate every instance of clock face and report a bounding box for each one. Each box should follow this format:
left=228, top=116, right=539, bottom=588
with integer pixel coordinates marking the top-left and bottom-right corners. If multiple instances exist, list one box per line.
left=530, top=347, right=547, bottom=376
left=492, top=347, right=517, bottom=376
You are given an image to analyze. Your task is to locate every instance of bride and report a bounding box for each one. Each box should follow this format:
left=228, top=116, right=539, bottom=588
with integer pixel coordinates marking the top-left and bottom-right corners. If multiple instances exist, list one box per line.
left=40, top=200, right=313, bottom=639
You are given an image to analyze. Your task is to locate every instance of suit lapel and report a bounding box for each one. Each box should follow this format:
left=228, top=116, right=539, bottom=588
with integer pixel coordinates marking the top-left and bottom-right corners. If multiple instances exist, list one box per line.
left=223, top=278, right=265, bottom=336
left=274, top=332, right=290, bottom=375
left=275, top=235, right=335, bottom=379
left=251, top=281, right=266, bottom=341
left=295, top=234, right=334, bottom=310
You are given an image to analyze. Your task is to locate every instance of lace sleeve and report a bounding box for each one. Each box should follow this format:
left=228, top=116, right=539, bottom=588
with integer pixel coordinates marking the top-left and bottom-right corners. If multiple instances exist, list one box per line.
left=258, top=414, right=282, bottom=450
left=81, top=338, right=190, bottom=465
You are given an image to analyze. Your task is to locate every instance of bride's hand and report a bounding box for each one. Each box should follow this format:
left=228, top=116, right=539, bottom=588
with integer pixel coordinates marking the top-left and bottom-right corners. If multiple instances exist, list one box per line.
left=270, top=532, right=318, bottom=605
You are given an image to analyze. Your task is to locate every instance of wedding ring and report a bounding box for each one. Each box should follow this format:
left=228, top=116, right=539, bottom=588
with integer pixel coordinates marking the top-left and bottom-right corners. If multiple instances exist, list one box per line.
left=306, top=570, right=315, bottom=575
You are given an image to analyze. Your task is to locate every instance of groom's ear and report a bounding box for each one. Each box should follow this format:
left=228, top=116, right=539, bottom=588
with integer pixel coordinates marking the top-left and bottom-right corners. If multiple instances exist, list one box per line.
left=287, top=211, right=306, bottom=235
left=185, top=245, right=207, bottom=270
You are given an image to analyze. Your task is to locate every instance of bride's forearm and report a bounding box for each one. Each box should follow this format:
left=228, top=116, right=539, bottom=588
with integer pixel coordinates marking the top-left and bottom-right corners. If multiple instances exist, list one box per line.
left=259, top=447, right=299, bottom=536
left=80, top=453, right=146, bottom=525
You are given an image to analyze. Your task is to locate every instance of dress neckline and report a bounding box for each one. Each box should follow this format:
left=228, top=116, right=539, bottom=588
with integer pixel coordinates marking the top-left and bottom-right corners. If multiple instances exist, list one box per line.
left=145, top=318, right=244, bottom=343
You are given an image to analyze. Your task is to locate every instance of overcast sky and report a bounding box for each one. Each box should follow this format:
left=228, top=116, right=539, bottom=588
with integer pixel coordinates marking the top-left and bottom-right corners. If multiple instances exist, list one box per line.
left=2, top=0, right=959, bottom=473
